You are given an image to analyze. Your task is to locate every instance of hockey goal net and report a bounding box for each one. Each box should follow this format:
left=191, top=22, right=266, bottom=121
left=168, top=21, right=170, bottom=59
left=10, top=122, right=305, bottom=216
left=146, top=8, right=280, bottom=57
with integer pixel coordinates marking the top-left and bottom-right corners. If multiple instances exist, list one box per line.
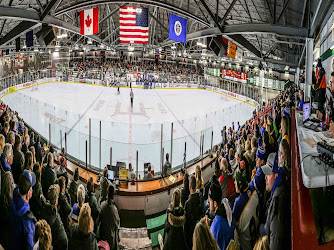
left=31, top=80, right=38, bottom=91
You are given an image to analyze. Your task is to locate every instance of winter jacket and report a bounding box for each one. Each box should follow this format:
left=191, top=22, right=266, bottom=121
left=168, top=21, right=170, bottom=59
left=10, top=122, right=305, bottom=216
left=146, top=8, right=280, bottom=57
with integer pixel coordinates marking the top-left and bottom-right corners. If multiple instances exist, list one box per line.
left=34, top=142, right=43, bottom=164
left=9, top=188, right=36, bottom=250
left=85, top=191, right=100, bottom=223
left=30, top=183, right=45, bottom=220
left=265, top=181, right=291, bottom=250
left=58, top=190, right=72, bottom=229
left=180, top=187, right=189, bottom=207
left=40, top=202, right=68, bottom=250
left=163, top=207, right=186, bottom=250
left=184, top=192, right=203, bottom=250
left=69, top=180, right=78, bottom=206
left=12, top=147, right=24, bottom=184
left=218, top=173, right=236, bottom=199
left=41, top=164, right=56, bottom=197
left=99, top=177, right=111, bottom=205
left=210, top=204, right=237, bottom=250
left=99, top=199, right=120, bottom=250
left=69, top=224, right=98, bottom=250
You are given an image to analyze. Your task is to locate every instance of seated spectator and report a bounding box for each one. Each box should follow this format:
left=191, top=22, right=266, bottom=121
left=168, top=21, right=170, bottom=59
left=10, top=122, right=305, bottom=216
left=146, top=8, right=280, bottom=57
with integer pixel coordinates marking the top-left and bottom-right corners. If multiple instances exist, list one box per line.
left=10, top=120, right=17, bottom=136
left=279, top=139, right=291, bottom=179
left=12, top=135, right=24, bottom=184
left=235, top=144, right=250, bottom=181
left=30, top=131, right=35, bottom=146
left=41, top=152, right=56, bottom=197
left=0, top=172, right=15, bottom=249
left=162, top=153, right=172, bottom=177
left=58, top=176, right=72, bottom=230
left=57, top=156, right=69, bottom=188
left=22, top=134, right=30, bottom=155
left=99, top=185, right=120, bottom=250
left=192, top=218, right=219, bottom=250
left=278, top=116, right=290, bottom=146
left=1, top=122, right=9, bottom=140
left=1, top=143, right=13, bottom=172
left=7, top=131, right=14, bottom=145
left=184, top=175, right=203, bottom=250
left=18, top=118, right=25, bottom=135
left=29, top=145, right=36, bottom=164
left=233, top=162, right=260, bottom=250
left=249, top=143, right=266, bottom=202
left=24, top=151, right=34, bottom=172
left=34, top=136, right=43, bottom=164
left=41, top=184, right=68, bottom=250
left=69, top=203, right=98, bottom=250
left=262, top=153, right=291, bottom=250
left=163, top=188, right=186, bottom=250
left=69, top=184, right=86, bottom=231
left=263, top=131, right=275, bottom=158
left=9, top=170, right=37, bottom=250
left=34, top=219, right=52, bottom=250
left=99, top=167, right=111, bottom=204
left=143, top=164, right=153, bottom=180
left=69, top=167, right=79, bottom=206
left=85, top=177, right=100, bottom=224
left=228, top=148, right=238, bottom=173
left=208, top=181, right=238, bottom=250
left=30, top=163, right=46, bottom=220
left=180, top=172, right=190, bottom=207
left=218, top=157, right=236, bottom=201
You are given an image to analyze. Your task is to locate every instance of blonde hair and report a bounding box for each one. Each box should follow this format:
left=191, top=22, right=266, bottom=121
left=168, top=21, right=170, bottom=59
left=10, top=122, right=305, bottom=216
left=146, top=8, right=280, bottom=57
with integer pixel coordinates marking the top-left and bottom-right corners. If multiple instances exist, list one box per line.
left=77, top=184, right=85, bottom=206
left=29, top=146, right=36, bottom=164
left=195, top=165, right=202, bottom=189
left=24, top=151, right=34, bottom=172
left=8, top=131, right=15, bottom=145
left=281, top=116, right=290, bottom=138
left=0, top=134, right=5, bottom=153
left=35, top=219, right=52, bottom=250
left=253, top=235, right=269, bottom=250
left=251, top=136, right=257, bottom=149
left=245, top=140, right=251, bottom=152
left=78, top=203, right=92, bottom=235
left=169, top=188, right=181, bottom=211
left=193, top=218, right=219, bottom=250
left=2, top=171, right=15, bottom=207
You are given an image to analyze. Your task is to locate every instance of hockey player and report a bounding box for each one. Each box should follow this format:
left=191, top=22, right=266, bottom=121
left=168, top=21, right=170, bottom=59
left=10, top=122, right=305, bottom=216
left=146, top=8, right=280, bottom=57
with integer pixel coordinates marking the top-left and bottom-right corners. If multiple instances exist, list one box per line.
left=130, top=88, right=134, bottom=108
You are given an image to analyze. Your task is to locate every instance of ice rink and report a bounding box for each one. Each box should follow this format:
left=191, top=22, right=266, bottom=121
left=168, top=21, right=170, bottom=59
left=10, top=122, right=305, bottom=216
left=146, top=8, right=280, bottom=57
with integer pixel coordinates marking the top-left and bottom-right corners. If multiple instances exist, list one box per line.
left=2, top=82, right=255, bottom=174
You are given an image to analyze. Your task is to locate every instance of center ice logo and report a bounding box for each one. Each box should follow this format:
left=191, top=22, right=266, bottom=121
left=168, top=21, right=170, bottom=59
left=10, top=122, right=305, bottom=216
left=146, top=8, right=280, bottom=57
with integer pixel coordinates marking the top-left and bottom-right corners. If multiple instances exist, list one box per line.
left=174, top=21, right=182, bottom=36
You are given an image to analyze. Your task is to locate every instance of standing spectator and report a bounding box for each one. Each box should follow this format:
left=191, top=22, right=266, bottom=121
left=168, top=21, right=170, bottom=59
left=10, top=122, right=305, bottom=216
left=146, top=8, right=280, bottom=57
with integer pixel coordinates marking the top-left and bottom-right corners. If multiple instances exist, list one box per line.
left=12, top=135, right=24, bottom=184
left=34, top=219, right=52, bottom=250
left=233, top=162, right=260, bottom=250
left=249, top=143, right=266, bottom=202
left=218, top=157, right=236, bottom=201
left=100, top=167, right=111, bottom=204
left=24, top=151, right=34, bottom=172
left=192, top=218, right=219, bottom=250
left=30, top=131, right=35, bottom=146
left=0, top=172, right=15, bottom=249
left=29, top=146, right=36, bottom=165
left=22, top=134, right=30, bottom=155
left=195, top=165, right=204, bottom=193
left=69, top=184, right=86, bottom=231
left=34, top=136, right=43, bottom=164
left=184, top=175, right=203, bottom=250
left=1, top=143, right=13, bottom=172
left=143, top=164, right=153, bottom=180
left=69, top=167, right=79, bottom=206
left=69, top=203, right=98, bottom=250
left=30, top=163, right=46, bottom=220
left=58, top=176, right=72, bottom=229
left=41, top=152, right=56, bottom=197
left=162, top=188, right=186, bottom=250
left=262, top=153, right=291, bottom=250
left=180, top=172, right=189, bottom=207
left=162, top=153, right=172, bottom=177
left=99, top=185, right=120, bottom=250
left=279, top=139, right=291, bottom=179
left=57, top=156, right=69, bottom=188
left=1, top=122, right=9, bottom=140
left=41, top=184, right=68, bottom=250
left=313, top=58, right=326, bottom=116
left=86, top=177, right=100, bottom=224
left=208, top=182, right=238, bottom=250
left=9, top=169, right=37, bottom=250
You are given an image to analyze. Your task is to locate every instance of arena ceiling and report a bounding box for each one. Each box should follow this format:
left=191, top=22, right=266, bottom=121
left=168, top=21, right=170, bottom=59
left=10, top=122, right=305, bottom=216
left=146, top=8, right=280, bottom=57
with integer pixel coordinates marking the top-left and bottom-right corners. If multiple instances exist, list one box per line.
left=0, top=0, right=333, bottom=70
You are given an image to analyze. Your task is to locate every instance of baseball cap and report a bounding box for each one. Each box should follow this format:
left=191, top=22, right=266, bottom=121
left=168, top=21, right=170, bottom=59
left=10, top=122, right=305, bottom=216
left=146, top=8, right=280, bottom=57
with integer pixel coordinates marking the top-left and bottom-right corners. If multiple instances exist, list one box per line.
left=23, top=169, right=36, bottom=188
left=262, top=153, right=276, bottom=175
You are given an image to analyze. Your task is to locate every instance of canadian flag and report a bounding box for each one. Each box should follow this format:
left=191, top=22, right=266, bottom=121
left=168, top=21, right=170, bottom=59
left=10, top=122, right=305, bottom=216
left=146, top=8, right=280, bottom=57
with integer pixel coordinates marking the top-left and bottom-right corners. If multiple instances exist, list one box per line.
left=80, top=8, right=99, bottom=35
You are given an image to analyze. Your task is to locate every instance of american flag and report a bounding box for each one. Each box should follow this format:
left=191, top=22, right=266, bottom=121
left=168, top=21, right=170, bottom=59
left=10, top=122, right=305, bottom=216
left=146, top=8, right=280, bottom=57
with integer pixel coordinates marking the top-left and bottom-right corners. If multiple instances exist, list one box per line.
left=119, top=6, right=148, bottom=44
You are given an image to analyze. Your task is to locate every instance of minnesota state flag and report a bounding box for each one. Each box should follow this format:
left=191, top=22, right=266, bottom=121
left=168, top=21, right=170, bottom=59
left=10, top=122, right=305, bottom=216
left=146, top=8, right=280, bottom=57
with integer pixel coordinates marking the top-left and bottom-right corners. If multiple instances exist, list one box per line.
left=169, top=14, right=187, bottom=43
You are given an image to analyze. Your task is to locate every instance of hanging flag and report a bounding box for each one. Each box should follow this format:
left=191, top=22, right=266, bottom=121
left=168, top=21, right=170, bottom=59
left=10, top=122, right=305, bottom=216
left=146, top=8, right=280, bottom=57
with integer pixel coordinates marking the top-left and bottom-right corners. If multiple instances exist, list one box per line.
left=229, top=41, right=237, bottom=59
left=80, top=8, right=99, bottom=35
left=222, top=37, right=228, bottom=56
left=169, top=14, right=187, bottom=43
left=119, top=6, right=148, bottom=44
left=26, top=30, right=33, bottom=47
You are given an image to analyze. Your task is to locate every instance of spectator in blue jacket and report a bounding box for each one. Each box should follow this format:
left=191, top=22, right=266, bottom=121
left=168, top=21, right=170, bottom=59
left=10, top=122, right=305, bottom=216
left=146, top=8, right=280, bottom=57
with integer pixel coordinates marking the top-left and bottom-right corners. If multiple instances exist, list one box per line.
left=9, top=169, right=37, bottom=250
left=208, top=182, right=238, bottom=250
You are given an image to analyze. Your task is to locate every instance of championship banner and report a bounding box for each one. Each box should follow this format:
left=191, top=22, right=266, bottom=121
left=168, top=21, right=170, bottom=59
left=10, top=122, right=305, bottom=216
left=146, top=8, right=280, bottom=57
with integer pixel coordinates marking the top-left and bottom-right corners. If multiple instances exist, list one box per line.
left=169, top=14, right=187, bottom=43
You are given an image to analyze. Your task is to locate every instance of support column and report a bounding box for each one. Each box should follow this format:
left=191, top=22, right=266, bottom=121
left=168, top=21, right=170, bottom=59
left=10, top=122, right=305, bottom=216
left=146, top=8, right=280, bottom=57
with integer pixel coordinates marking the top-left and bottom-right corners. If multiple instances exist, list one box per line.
left=305, top=38, right=314, bottom=102
left=295, top=67, right=300, bottom=89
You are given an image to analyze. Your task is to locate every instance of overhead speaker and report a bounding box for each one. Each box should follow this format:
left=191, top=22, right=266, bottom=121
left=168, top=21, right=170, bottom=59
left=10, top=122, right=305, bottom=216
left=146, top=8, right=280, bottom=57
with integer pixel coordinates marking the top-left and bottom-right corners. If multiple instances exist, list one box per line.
left=36, top=25, right=55, bottom=47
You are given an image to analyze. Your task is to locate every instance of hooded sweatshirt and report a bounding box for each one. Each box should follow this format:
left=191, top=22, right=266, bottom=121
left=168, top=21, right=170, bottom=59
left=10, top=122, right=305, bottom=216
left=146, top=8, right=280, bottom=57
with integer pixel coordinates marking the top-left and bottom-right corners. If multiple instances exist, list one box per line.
left=9, top=188, right=36, bottom=250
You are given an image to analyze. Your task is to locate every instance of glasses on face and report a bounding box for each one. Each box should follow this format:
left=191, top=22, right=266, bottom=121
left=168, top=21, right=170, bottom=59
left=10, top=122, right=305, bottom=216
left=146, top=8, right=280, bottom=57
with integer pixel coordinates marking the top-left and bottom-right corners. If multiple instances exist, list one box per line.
left=278, top=150, right=283, bottom=156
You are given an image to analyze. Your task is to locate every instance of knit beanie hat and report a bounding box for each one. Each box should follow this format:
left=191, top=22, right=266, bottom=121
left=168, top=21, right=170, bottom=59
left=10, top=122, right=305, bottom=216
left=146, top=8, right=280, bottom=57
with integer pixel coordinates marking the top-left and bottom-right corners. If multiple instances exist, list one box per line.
left=74, top=168, right=79, bottom=181
left=283, top=104, right=290, bottom=118
left=256, top=144, right=266, bottom=160
left=234, top=161, right=248, bottom=191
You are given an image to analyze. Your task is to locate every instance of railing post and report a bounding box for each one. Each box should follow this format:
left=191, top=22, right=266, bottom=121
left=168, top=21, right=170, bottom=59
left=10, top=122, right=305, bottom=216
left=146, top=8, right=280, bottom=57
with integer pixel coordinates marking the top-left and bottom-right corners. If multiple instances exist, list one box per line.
left=60, top=130, right=62, bottom=149
left=49, top=123, right=51, bottom=144
left=65, top=132, right=67, bottom=156
left=86, top=140, right=88, bottom=170
left=136, top=151, right=138, bottom=190
left=110, top=147, right=112, bottom=168
left=170, top=122, right=173, bottom=168
left=89, top=118, right=91, bottom=168
left=160, top=123, right=163, bottom=175
left=99, top=121, right=101, bottom=169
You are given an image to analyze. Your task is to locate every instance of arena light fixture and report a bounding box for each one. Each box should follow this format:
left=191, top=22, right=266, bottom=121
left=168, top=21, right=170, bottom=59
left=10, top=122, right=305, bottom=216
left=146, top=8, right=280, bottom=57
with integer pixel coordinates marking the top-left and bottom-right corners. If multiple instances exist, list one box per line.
left=201, top=43, right=207, bottom=48
left=100, top=44, right=104, bottom=48
left=53, top=51, right=59, bottom=57
left=34, top=48, right=38, bottom=52
left=171, top=45, right=176, bottom=49
left=87, top=39, right=92, bottom=44
left=62, top=33, right=68, bottom=38
left=197, top=42, right=202, bottom=46
left=128, top=46, right=134, bottom=51
left=56, top=35, right=63, bottom=39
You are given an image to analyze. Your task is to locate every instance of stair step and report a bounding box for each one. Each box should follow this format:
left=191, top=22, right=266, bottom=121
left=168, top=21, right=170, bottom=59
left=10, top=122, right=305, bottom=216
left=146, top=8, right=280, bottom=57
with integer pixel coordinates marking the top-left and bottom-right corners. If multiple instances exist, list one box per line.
left=119, top=227, right=148, bottom=239
left=119, top=237, right=152, bottom=250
